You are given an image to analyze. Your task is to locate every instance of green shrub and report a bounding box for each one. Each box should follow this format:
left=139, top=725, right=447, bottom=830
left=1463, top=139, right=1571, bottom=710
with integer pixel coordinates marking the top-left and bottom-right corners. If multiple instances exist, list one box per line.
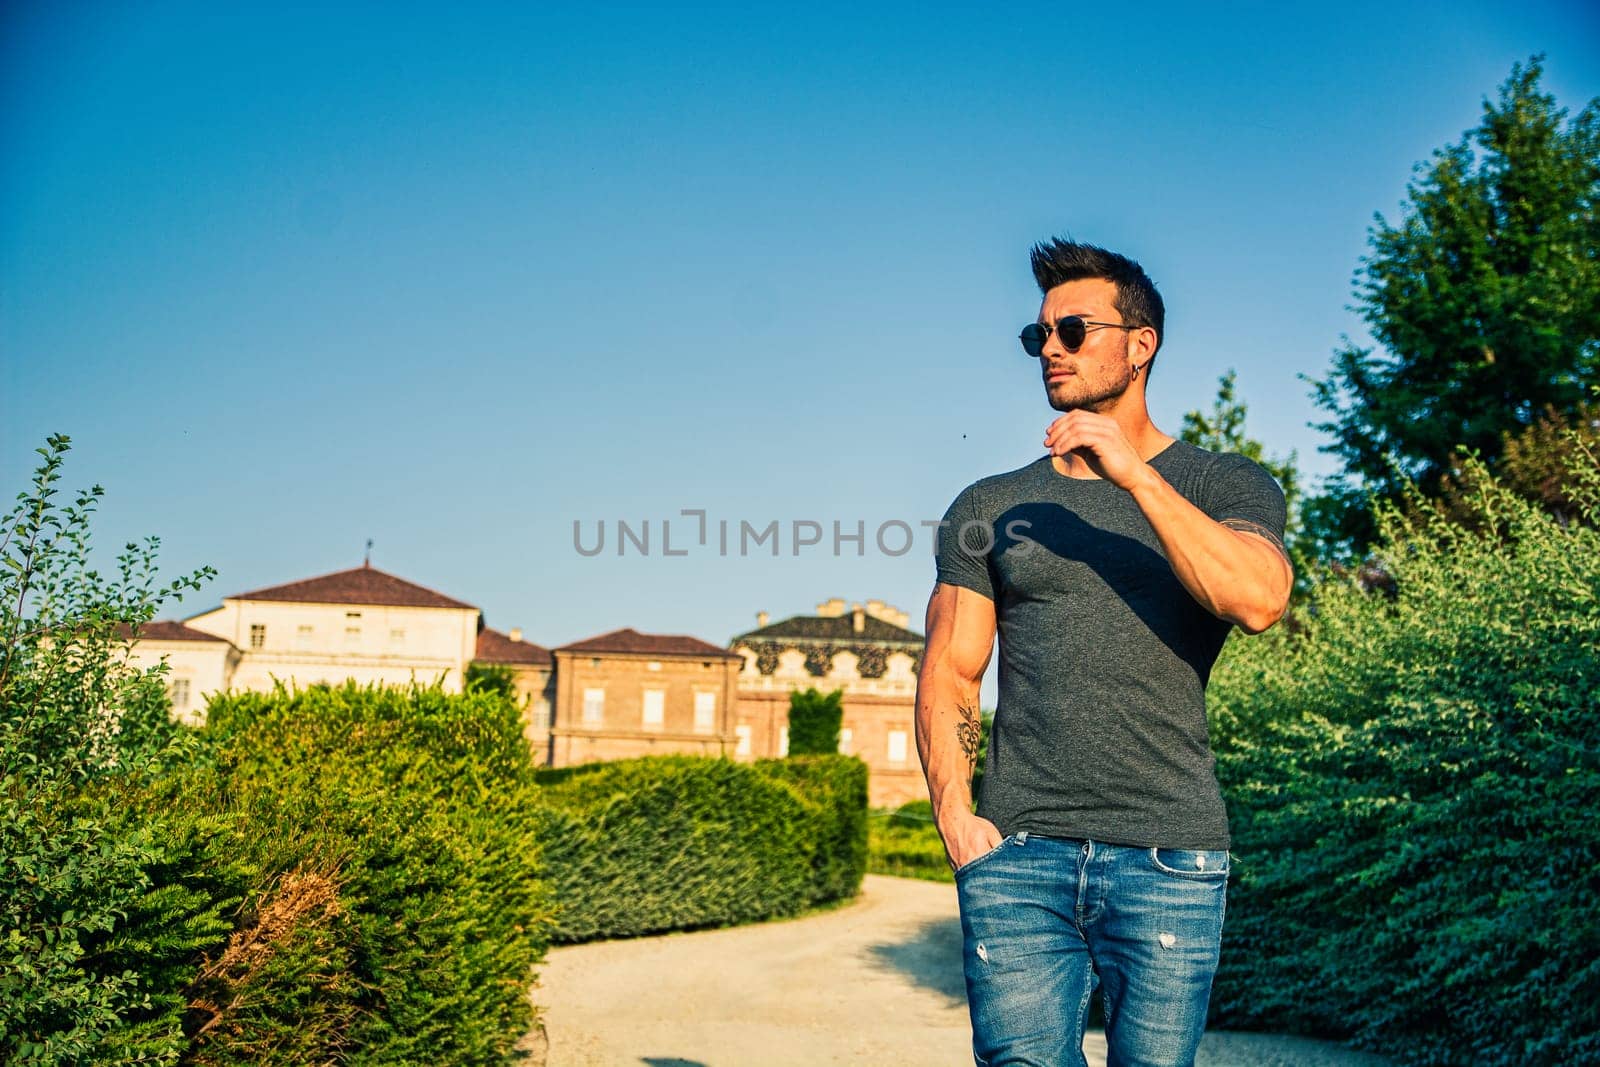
left=186, top=682, right=555, bottom=1065
left=786, top=687, right=843, bottom=755
left=757, top=755, right=869, bottom=902
left=1209, top=446, right=1600, bottom=1065
left=868, top=801, right=952, bottom=883
left=535, top=754, right=866, bottom=942
left=1, top=435, right=224, bottom=1065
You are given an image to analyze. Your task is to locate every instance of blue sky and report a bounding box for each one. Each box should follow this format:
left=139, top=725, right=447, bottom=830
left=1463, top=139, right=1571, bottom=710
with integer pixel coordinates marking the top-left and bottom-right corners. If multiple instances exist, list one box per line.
left=4, top=2, right=1598, bottom=667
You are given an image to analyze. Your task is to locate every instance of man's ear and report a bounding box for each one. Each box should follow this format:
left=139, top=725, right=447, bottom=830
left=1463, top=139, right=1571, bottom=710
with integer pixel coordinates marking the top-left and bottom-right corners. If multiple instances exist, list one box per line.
left=1132, top=326, right=1160, bottom=362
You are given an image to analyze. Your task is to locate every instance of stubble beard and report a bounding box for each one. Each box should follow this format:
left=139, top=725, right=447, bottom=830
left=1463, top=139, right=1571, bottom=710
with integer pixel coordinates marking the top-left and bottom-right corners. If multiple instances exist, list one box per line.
left=1044, top=338, right=1134, bottom=414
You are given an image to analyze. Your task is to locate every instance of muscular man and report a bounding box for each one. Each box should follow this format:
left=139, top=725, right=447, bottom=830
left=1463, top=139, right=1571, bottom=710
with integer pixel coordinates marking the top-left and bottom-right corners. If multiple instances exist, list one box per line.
left=916, top=239, right=1291, bottom=1067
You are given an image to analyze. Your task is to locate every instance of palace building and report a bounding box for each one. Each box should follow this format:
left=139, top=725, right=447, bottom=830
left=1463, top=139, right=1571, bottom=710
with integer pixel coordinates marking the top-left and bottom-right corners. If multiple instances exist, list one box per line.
left=126, top=565, right=926, bottom=808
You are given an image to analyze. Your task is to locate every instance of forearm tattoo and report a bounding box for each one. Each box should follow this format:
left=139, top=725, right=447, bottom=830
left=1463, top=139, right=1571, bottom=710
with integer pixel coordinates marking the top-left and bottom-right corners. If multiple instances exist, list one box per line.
left=956, top=700, right=982, bottom=769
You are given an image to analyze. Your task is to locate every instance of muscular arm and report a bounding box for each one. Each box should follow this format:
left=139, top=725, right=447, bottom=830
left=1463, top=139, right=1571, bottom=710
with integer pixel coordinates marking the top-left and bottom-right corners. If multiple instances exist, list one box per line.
left=1044, top=412, right=1292, bottom=634
left=915, top=582, right=1002, bottom=869
left=1126, top=472, right=1291, bottom=633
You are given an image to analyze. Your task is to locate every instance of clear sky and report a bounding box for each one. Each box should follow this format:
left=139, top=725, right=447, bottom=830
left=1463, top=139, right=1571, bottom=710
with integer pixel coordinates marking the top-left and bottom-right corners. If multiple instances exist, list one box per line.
left=4, top=2, right=1598, bottom=673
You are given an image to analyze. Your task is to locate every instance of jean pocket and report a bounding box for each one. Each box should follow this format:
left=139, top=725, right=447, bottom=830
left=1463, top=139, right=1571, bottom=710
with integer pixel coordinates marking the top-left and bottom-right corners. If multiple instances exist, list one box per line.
left=954, top=834, right=1015, bottom=878
left=1148, top=847, right=1230, bottom=879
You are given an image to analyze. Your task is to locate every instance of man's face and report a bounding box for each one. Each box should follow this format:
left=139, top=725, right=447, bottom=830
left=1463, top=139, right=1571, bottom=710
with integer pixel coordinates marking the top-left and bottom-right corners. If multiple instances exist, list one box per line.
left=1035, top=277, right=1135, bottom=414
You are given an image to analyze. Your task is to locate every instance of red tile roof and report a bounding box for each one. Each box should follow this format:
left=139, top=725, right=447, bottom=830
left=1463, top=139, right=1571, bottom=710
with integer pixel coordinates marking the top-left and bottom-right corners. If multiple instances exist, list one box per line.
left=117, top=620, right=233, bottom=644
left=475, top=627, right=553, bottom=667
left=554, top=627, right=742, bottom=659
left=230, top=565, right=477, bottom=611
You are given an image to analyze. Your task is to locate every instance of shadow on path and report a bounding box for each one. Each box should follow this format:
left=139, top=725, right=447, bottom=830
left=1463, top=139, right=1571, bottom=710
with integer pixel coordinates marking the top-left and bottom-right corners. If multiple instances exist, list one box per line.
left=640, top=1058, right=707, bottom=1067
left=865, top=914, right=968, bottom=1008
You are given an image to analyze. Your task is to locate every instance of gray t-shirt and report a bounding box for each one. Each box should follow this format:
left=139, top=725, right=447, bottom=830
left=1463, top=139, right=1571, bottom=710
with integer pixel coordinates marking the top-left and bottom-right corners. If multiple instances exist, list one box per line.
left=934, top=441, right=1286, bottom=850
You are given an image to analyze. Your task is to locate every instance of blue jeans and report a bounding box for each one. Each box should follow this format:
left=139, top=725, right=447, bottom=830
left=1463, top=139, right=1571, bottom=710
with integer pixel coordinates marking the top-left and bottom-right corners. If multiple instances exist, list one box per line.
left=955, top=832, right=1227, bottom=1067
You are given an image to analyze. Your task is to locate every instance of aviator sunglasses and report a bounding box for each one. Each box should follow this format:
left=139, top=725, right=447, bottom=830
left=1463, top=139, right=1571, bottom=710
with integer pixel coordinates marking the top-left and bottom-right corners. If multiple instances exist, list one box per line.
left=1019, top=316, right=1140, bottom=357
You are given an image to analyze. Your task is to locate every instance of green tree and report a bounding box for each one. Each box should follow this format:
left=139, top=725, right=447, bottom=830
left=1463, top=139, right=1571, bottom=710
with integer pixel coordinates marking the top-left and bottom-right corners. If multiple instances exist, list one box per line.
left=1180, top=369, right=1310, bottom=593
left=786, top=687, right=843, bottom=756
left=1309, top=57, right=1600, bottom=550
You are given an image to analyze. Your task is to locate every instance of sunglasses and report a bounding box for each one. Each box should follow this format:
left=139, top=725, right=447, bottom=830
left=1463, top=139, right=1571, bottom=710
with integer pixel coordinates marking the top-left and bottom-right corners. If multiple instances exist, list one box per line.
left=1019, top=316, right=1140, bottom=357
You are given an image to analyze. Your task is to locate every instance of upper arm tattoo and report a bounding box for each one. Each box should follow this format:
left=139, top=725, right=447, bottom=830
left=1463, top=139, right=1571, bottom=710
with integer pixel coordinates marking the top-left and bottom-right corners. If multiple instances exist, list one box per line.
left=1220, top=518, right=1289, bottom=562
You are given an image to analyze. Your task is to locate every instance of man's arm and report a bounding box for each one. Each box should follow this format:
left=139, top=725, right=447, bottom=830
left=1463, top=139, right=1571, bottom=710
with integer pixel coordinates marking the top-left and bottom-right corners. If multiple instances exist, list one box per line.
left=915, top=582, right=1002, bottom=870
left=1126, top=475, right=1291, bottom=633
left=1044, top=412, right=1292, bottom=633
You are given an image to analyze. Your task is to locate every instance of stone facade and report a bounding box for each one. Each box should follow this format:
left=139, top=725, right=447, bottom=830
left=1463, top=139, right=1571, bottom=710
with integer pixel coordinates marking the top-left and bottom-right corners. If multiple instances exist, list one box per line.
left=182, top=565, right=482, bottom=694
left=131, top=565, right=930, bottom=811
left=730, top=598, right=927, bottom=809
left=121, top=621, right=242, bottom=727
left=549, top=629, right=742, bottom=766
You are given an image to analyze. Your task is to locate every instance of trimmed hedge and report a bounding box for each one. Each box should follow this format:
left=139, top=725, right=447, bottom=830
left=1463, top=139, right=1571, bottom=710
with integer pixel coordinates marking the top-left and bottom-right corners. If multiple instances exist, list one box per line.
left=177, top=682, right=556, bottom=1065
left=867, top=800, right=953, bottom=883
left=1209, top=452, right=1600, bottom=1066
left=535, top=755, right=867, bottom=942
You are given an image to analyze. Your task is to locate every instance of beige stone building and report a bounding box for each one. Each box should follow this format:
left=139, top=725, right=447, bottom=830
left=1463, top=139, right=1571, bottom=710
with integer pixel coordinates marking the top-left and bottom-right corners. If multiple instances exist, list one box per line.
left=548, top=628, right=743, bottom=766
left=127, top=564, right=928, bottom=809
left=125, top=565, right=547, bottom=724
left=730, top=598, right=926, bottom=809
left=119, top=621, right=241, bottom=726
left=181, top=565, right=482, bottom=692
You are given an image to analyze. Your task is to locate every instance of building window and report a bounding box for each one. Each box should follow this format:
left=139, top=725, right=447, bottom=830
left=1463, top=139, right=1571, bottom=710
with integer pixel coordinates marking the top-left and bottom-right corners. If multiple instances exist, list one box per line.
left=887, top=730, right=908, bottom=765
left=694, top=691, right=716, bottom=734
left=531, top=699, right=551, bottom=731
left=296, top=625, right=314, bottom=650
left=582, top=687, right=605, bottom=726
left=647, top=660, right=662, bottom=672
left=346, top=611, right=362, bottom=620
left=779, top=726, right=789, bottom=757
left=345, top=626, right=361, bottom=645
left=735, top=724, right=752, bottom=756
left=249, top=624, right=265, bottom=649
left=169, top=678, right=191, bottom=709
left=642, top=689, right=665, bottom=730
left=840, top=727, right=854, bottom=755
left=390, top=628, right=405, bottom=646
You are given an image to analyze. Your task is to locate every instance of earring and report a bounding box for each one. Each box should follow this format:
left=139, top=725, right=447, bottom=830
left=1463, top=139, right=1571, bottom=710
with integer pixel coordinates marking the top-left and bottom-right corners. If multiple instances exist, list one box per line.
left=1131, top=362, right=1143, bottom=380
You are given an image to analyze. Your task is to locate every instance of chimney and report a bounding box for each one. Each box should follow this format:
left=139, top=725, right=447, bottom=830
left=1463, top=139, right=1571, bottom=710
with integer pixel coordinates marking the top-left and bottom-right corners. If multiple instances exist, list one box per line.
left=509, top=627, right=523, bottom=642
left=852, top=603, right=865, bottom=633
left=757, top=611, right=769, bottom=627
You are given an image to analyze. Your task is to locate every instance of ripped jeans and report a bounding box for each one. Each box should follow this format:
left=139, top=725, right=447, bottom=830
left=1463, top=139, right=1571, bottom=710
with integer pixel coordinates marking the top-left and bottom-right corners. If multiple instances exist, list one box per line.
left=955, top=832, right=1227, bottom=1067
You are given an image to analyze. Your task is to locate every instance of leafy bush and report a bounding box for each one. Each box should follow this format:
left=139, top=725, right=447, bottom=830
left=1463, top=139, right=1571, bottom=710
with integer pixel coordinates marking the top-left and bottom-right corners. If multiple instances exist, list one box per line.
left=1, top=435, right=225, bottom=1065
left=1209, top=445, right=1600, bottom=1065
left=786, top=687, right=843, bottom=755
left=188, top=682, right=555, bottom=1065
left=535, top=754, right=866, bottom=942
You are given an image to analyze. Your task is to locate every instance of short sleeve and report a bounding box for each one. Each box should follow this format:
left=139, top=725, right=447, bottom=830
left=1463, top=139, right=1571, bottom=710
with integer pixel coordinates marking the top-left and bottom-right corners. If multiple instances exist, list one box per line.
left=1203, top=454, right=1288, bottom=552
left=934, top=483, right=996, bottom=602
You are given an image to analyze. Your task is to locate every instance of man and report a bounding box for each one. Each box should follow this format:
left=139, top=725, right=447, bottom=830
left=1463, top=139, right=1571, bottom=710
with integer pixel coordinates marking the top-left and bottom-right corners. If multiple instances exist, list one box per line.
left=916, top=239, right=1291, bottom=1067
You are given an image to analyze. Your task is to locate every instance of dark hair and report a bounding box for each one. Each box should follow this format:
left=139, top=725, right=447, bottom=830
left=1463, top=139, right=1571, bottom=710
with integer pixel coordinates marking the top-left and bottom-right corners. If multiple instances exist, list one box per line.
left=1029, top=238, right=1165, bottom=357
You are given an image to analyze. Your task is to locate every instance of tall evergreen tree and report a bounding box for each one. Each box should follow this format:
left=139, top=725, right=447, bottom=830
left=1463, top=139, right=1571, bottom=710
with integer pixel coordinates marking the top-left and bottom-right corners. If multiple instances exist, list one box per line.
left=1309, top=57, right=1599, bottom=549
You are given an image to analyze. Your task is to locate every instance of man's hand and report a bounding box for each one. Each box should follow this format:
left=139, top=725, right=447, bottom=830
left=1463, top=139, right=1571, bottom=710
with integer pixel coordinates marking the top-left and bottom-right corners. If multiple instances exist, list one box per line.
left=1043, top=410, right=1152, bottom=490
left=941, top=810, right=1004, bottom=872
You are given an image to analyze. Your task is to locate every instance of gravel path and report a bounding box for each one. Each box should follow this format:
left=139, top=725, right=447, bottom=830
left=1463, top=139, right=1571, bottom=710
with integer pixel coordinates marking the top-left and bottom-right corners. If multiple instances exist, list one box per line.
left=528, top=875, right=1391, bottom=1067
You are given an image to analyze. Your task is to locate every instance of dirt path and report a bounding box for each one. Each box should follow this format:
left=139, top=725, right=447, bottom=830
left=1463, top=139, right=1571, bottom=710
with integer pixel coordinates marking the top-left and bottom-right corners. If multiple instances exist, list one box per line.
left=529, top=875, right=1391, bottom=1067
